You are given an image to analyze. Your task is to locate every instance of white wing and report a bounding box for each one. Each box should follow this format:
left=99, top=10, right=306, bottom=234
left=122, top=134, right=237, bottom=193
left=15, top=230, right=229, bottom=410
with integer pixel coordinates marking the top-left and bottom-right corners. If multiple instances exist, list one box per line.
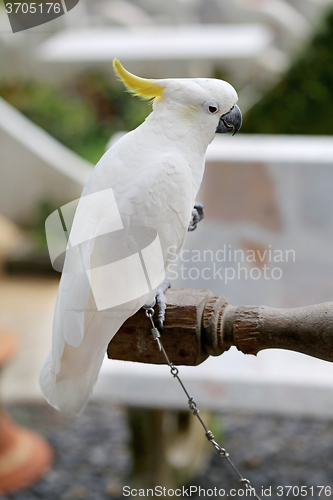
left=40, top=127, right=195, bottom=415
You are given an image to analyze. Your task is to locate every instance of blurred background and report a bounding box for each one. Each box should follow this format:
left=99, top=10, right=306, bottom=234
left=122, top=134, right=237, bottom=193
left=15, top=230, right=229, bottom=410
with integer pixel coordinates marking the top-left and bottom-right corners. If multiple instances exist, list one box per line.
left=1, top=0, right=333, bottom=498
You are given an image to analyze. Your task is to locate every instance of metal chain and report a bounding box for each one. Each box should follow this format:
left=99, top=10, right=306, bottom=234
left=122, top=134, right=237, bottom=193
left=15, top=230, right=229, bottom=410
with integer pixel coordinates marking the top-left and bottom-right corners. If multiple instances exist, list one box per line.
left=143, top=305, right=262, bottom=500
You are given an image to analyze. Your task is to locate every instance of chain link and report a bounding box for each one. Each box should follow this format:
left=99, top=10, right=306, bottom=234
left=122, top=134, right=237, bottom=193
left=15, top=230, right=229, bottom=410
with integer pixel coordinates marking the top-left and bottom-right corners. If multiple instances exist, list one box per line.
left=143, top=305, right=262, bottom=500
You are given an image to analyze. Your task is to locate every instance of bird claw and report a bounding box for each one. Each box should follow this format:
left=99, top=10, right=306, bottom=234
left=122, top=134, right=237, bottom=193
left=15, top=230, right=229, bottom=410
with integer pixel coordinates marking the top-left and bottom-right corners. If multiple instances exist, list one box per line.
left=188, top=202, right=204, bottom=231
left=143, top=280, right=171, bottom=332
left=155, top=280, right=171, bottom=332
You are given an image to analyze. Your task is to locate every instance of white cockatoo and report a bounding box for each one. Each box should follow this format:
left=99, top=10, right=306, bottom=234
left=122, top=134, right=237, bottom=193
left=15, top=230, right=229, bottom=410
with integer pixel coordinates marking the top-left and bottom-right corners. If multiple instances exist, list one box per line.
left=39, top=59, right=241, bottom=416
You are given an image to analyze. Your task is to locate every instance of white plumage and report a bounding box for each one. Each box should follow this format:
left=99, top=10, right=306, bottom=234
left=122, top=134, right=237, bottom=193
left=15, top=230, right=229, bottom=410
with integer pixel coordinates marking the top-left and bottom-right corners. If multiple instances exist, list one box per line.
left=39, top=60, right=239, bottom=415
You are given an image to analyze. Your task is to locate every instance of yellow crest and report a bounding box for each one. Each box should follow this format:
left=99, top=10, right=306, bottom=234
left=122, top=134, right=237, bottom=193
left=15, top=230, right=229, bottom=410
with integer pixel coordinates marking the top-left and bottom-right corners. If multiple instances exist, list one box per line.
left=113, top=58, right=164, bottom=101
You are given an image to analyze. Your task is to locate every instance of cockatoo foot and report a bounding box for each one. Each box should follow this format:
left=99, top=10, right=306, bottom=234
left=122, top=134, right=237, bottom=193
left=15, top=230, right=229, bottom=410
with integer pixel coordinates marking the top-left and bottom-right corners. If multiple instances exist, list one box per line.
left=155, top=280, right=171, bottom=331
left=143, top=280, right=171, bottom=332
left=188, top=202, right=204, bottom=231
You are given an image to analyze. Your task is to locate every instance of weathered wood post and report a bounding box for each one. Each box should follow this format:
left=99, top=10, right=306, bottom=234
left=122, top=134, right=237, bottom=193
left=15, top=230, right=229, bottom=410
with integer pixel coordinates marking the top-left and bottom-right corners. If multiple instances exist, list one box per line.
left=108, top=288, right=333, bottom=364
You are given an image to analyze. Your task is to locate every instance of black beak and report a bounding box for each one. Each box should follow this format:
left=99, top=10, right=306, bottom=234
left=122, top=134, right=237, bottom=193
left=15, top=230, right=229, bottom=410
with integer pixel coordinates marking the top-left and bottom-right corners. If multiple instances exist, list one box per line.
left=216, top=104, right=242, bottom=135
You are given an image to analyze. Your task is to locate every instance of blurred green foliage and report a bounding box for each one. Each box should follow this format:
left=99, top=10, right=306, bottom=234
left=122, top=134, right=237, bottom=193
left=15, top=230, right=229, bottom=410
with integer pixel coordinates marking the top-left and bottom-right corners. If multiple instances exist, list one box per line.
left=32, top=200, right=59, bottom=250
left=242, top=7, right=333, bottom=135
left=0, top=72, right=151, bottom=163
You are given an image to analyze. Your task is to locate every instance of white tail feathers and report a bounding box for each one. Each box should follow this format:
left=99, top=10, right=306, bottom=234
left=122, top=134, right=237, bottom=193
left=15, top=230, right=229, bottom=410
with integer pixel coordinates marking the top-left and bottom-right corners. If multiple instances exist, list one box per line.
left=39, top=347, right=106, bottom=416
left=39, top=279, right=150, bottom=415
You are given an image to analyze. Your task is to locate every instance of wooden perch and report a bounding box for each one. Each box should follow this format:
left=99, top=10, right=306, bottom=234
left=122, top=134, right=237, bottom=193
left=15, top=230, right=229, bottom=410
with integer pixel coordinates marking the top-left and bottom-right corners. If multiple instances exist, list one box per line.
left=107, top=288, right=333, bottom=365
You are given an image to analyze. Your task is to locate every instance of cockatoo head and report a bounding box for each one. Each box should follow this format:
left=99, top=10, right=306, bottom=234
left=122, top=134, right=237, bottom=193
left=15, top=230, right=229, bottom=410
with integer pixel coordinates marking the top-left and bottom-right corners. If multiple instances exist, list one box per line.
left=113, top=58, right=242, bottom=139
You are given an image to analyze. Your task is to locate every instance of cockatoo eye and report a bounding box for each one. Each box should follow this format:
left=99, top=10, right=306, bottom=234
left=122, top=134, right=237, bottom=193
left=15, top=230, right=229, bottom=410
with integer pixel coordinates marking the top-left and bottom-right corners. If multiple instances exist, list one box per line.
left=204, top=100, right=219, bottom=114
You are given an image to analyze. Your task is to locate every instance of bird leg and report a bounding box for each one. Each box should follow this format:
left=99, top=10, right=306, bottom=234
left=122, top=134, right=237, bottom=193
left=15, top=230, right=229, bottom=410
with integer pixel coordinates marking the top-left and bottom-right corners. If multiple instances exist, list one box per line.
left=188, top=202, right=204, bottom=232
left=143, top=280, right=171, bottom=332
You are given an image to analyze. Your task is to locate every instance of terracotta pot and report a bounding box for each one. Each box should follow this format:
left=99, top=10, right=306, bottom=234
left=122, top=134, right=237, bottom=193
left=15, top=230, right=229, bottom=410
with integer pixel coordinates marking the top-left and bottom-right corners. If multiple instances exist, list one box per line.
left=0, top=330, right=53, bottom=495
